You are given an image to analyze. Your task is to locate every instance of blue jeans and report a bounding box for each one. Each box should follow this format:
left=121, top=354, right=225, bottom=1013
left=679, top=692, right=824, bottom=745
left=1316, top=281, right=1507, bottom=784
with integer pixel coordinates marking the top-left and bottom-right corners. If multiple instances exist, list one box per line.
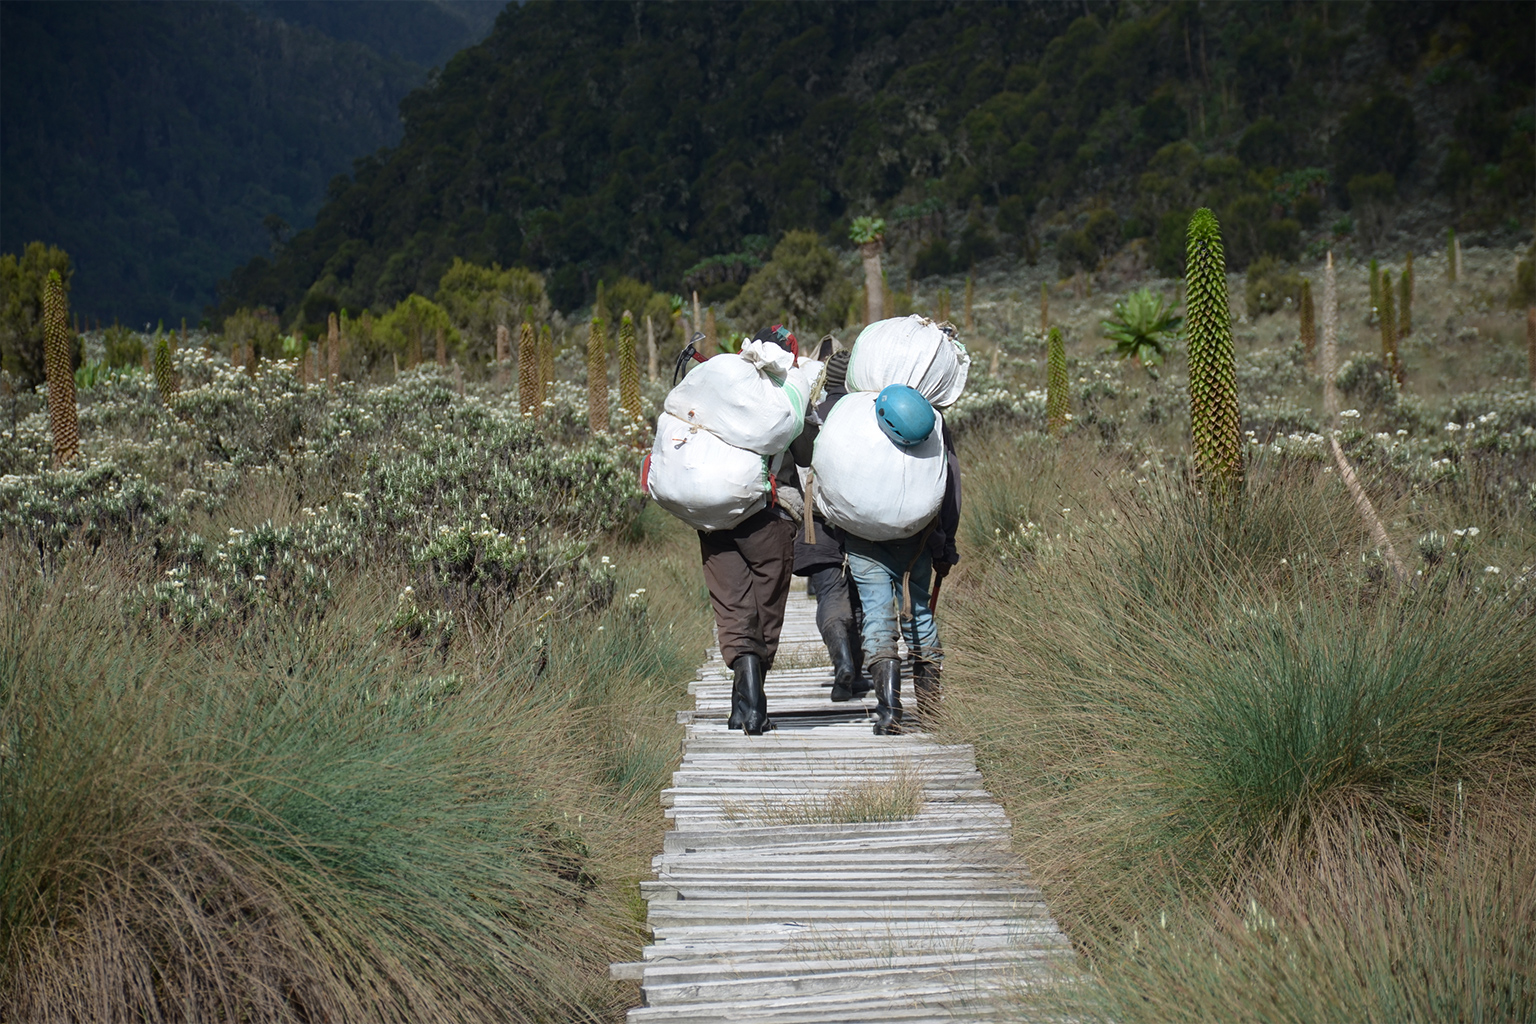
left=844, top=533, right=941, bottom=668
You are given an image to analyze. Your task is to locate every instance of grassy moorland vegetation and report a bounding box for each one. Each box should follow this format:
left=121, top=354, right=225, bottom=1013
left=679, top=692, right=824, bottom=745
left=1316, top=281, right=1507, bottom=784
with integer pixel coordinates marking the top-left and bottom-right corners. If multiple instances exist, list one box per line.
left=0, top=351, right=711, bottom=1021
left=936, top=239, right=1535, bottom=1020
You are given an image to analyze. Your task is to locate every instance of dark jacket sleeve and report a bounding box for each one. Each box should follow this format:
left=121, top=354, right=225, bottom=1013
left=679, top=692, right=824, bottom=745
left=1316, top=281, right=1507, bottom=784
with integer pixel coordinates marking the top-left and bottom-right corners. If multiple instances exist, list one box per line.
left=926, top=423, right=961, bottom=566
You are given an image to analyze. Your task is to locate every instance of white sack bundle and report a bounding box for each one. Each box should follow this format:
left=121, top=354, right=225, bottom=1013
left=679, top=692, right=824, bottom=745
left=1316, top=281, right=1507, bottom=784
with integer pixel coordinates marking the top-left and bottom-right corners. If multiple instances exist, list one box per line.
left=845, top=315, right=970, bottom=408
left=645, top=411, right=771, bottom=531
left=663, top=341, right=824, bottom=455
left=812, top=390, right=947, bottom=542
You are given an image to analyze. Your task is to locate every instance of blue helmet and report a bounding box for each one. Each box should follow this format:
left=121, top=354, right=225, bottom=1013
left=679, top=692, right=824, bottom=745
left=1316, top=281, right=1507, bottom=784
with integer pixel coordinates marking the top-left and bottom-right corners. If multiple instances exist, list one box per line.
left=875, top=385, right=935, bottom=447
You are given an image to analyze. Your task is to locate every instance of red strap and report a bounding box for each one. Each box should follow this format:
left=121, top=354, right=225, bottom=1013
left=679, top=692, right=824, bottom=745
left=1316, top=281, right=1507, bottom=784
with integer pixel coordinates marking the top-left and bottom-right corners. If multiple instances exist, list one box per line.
left=769, top=467, right=778, bottom=508
left=692, top=350, right=708, bottom=363
left=639, top=451, right=651, bottom=491
left=770, top=324, right=800, bottom=366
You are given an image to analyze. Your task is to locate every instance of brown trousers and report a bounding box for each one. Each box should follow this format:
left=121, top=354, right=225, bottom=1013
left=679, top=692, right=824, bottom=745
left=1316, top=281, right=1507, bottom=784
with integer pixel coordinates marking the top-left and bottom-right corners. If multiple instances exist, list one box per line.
left=699, top=508, right=796, bottom=670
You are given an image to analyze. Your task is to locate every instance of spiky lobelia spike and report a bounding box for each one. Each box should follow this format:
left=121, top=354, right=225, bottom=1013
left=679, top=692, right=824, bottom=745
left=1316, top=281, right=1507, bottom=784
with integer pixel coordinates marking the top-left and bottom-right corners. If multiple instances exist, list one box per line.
left=1379, top=270, right=1400, bottom=384
left=1299, top=277, right=1316, bottom=367
left=1184, top=208, right=1243, bottom=497
left=1045, top=326, right=1069, bottom=436
left=1368, top=258, right=1380, bottom=318
left=1527, top=305, right=1535, bottom=390
left=327, top=312, right=340, bottom=389
left=1400, top=251, right=1414, bottom=338
left=495, top=322, right=510, bottom=386
left=587, top=316, right=608, bottom=433
left=618, top=310, right=640, bottom=421
left=153, top=334, right=179, bottom=406
left=43, top=270, right=78, bottom=466
left=537, top=324, right=553, bottom=415
left=1322, top=252, right=1339, bottom=421
left=517, top=320, right=537, bottom=416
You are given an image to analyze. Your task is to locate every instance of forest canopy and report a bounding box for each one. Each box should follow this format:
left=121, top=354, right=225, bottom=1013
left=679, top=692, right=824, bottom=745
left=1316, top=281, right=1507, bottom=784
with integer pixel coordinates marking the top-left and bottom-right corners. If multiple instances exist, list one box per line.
left=222, top=0, right=1532, bottom=326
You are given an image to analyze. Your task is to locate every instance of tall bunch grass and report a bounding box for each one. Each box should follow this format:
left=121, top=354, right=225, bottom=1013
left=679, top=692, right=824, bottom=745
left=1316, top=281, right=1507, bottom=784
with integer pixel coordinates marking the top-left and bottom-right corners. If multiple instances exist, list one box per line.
left=945, top=430, right=1536, bottom=1021
left=1, top=503, right=710, bottom=1022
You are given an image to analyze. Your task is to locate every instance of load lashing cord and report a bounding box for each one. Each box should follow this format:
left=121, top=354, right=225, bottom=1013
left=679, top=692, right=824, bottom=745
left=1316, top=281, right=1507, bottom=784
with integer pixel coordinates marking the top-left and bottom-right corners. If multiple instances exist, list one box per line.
left=671, top=332, right=709, bottom=386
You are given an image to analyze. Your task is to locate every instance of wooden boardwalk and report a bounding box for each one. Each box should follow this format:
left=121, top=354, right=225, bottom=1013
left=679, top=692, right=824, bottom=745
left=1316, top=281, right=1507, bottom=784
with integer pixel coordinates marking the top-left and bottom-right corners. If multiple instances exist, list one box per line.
left=612, top=587, right=1071, bottom=1022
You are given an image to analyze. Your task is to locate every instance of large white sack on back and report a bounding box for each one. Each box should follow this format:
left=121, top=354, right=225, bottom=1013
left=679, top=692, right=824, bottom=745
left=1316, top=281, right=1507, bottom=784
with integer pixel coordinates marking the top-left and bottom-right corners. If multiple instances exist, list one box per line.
left=812, top=390, right=946, bottom=542
left=663, top=343, right=824, bottom=455
left=845, top=315, right=970, bottom=407
left=646, top=411, right=769, bottom=531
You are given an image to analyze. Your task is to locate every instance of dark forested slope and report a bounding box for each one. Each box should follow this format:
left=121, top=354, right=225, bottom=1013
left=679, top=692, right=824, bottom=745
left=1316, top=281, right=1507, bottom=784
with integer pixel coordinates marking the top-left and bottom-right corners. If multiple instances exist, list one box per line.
left=0, top=1, right=501, bottom=327
left=221, top=0, right=1532, bottom=327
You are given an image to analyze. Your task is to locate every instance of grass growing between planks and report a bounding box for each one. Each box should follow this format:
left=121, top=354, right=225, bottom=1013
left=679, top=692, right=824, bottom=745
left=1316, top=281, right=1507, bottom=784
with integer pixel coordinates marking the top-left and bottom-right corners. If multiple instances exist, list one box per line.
left=2, top=494, right=711, bottom=1021
left=724, top=766, right=927, bottom=827
left=942, top=428, right=1536, bottom=1022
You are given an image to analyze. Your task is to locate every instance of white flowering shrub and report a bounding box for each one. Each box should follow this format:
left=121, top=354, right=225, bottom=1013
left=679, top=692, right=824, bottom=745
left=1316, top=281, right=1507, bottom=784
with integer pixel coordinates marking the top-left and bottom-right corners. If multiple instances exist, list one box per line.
left=1, top=354, right=647, bottom=635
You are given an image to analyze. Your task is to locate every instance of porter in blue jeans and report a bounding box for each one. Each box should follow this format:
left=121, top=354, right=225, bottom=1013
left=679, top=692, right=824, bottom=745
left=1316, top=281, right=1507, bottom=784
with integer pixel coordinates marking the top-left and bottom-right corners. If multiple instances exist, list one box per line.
left=843, top=424, right=960, bottom=735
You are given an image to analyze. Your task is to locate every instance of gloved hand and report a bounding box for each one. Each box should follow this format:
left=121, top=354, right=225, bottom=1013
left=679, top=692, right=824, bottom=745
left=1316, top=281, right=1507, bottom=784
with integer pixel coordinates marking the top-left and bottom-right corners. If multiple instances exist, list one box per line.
left=775, top=485, right=805, bottom=525
left=933, top=560, right=952, bottom=580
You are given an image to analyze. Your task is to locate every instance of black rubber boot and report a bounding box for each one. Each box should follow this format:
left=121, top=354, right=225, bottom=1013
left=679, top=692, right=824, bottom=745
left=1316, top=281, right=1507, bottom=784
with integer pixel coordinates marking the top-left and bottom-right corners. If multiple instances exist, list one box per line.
left=870, top=658, right=903, bottom=735
left=912, top=659, right=942, bottom=726
left=826, top=621, right=864, bottom=702
left=727, top=667, right=745, bottom=731
left=734, top=652, right=773, bottom=735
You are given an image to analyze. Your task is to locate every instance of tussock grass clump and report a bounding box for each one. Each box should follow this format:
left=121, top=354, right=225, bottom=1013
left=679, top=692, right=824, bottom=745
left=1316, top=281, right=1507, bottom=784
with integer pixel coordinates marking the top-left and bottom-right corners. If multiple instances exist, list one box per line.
left=2, top=464, right=708, bottom=1023
left=1, top=529, right=707, bottom=1021
left=946, top=431, right=1536, bottom=1022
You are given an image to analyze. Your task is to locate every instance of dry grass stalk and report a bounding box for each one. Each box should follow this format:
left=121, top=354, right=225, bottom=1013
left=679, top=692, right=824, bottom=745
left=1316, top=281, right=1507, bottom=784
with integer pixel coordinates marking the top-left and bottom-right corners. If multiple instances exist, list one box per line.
left=1319, top=252, right=1406, bottom=582
left=42, top=270, right=78, bottom=466
left=1299, top=278, right=1316, bottom=367
left=1322, top=252, right=1339, bottom=420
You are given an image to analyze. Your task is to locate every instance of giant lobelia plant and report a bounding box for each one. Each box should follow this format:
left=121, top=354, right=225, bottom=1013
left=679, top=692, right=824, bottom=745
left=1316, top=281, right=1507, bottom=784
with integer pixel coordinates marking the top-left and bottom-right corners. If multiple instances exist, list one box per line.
left=1101, top=287, right=1182, bottom=368
left=1046, top=326, right=1069, bottom=436
left=517, top=319, right=537, bottom=416
left=618, top=311, right=640, bottom=423
left=1184, top=208, right=1243, bottom=498
left=587, top=315, right=608, bottom=434
left=42, top=270, right=78, bottom=466
left=850, top=216, right=886, bottom=324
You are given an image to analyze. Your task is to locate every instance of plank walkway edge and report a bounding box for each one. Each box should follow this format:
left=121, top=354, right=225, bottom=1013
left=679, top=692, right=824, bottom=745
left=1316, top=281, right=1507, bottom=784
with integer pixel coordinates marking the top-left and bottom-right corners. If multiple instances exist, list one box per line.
left=614, top=588, right=1069, bottom=1021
